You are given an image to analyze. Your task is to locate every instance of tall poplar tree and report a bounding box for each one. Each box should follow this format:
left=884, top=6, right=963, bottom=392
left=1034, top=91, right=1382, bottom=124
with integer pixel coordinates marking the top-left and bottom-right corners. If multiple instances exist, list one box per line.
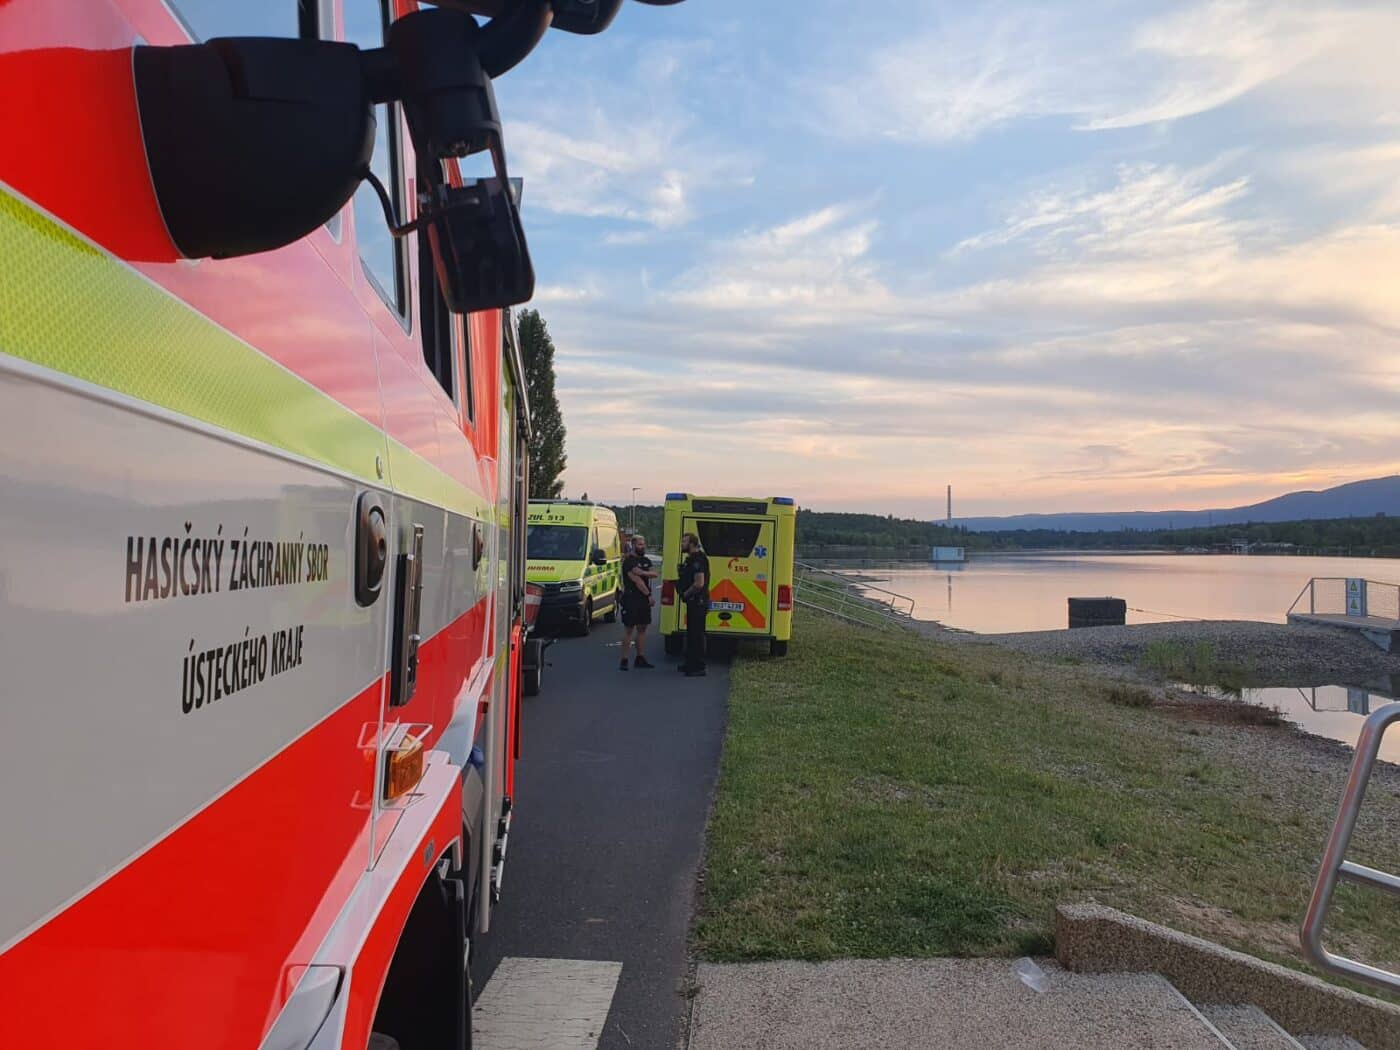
left=517, top=309, right=567, bottom=498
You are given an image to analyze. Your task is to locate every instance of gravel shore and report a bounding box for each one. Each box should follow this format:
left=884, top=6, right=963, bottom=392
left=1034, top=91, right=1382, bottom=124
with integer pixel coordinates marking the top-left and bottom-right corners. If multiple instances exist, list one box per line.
left=920, top=617, right=1400, bottom=685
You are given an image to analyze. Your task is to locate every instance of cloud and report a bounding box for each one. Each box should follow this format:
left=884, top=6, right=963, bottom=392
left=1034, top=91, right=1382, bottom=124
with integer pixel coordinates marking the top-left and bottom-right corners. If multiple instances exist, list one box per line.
left=825, top=7, right=1053, bottom=143
left=506, top=2, right=1400, bottom=515
left=947, top=158, right=1400, bottom=336
left=510, top=120, right=696, bottom=228
left=545, top=164, right=1400, bottom=512
left=500, top=39, right=749, bottom=230
left=1278, top=142, right=1400, bottom=221
left=952, top=160, right=1256, bottom=262
left=822, top=1, right=1397, bottom=143
left=666, top=202, right=895, bottom=317
left=1081, top=0, right=1331, bottom=130
left=531, top=283, right=596, bottom=305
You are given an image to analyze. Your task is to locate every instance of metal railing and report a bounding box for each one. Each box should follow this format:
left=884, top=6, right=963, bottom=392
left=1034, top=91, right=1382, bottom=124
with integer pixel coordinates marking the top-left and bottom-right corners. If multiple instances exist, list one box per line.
left=1301, top=702, right=1400, bottom=993
left=1288, top=577, right=1400, bottom=622
left=792, top=562, right=917, bottom=630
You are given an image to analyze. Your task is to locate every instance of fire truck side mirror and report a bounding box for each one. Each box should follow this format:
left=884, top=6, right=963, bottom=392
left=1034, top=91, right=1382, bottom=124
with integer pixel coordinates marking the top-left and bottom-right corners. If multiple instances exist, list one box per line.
left=134, top=39, right=374, bottom=260
left=425, top=178, right=535, bottom=313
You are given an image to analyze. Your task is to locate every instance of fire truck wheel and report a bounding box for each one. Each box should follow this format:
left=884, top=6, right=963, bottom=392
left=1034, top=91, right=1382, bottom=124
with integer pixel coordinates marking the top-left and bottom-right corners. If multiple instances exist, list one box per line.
left=368, top=1037, right=402, bottom=1050
left=524, top=637, right=544, bottom=696
left=372, top=873, right=470, bottom=1049
left=770, top=638, right=788, bottom=657
left=664, top=632, right=683, bottom=656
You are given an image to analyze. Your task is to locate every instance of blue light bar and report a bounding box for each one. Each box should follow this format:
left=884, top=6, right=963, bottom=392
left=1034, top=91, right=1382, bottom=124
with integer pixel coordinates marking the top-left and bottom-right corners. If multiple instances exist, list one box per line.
left=771, top=497, right=795, bottom=505
left=665, top=492, right=688, bottom=501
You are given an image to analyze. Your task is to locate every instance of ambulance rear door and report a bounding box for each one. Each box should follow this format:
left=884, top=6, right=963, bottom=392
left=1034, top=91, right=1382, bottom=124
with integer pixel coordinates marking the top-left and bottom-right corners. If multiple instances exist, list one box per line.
left=683, top=509, right=777, bottom=636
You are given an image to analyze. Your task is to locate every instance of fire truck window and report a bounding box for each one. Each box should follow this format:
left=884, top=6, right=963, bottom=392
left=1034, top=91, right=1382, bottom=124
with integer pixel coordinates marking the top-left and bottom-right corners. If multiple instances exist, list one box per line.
left=169, top=0, right=318, bottom=41
left=417, top=223, right=455, bottom=400
left=527, top=525, right=587, bottom=561
left=345, top=0, right=408, bottom=320
left=696, top=521, right=762, bottom=558
left=461, top=312, right=476, bottom=423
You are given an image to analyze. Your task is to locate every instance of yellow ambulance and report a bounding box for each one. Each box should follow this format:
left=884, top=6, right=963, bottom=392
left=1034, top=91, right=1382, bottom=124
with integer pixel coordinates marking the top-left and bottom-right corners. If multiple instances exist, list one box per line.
left=660, top=494, right=797, bottom=656
left=526, top=500, right=623, bottom=634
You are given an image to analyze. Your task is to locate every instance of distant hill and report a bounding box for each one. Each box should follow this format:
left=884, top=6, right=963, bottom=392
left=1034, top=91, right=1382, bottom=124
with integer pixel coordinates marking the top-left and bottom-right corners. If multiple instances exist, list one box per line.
left=957, top=475, right=1400, bottom=533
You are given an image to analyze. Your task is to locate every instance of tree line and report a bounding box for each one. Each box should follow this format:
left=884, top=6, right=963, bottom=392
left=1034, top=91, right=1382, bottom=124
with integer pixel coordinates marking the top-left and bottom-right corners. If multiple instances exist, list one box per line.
left=978, top=515, right=1399, bottom=555
left=603, top=506, right=1400, bottom=557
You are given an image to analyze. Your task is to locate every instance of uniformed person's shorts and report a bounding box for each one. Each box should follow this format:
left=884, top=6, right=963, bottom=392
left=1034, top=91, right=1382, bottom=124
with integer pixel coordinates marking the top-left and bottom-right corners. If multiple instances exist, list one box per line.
left=621, top=596, right=652, bottom=627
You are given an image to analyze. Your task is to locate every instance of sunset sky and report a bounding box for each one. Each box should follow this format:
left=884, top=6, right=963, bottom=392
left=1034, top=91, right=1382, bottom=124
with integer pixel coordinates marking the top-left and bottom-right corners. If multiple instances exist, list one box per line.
left=495, top=0, right=1400, bottom=518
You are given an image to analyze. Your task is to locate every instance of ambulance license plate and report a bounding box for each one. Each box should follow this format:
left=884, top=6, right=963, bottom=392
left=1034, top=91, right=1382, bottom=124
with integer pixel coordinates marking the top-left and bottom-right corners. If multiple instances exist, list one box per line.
left=710, top=601, right=745, bottom=612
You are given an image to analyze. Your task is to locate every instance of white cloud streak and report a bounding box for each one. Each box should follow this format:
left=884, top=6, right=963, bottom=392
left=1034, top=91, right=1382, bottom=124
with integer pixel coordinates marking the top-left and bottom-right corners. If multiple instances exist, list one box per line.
left=825, top=1, right=1400, bottom=143
left=502, top=40, right=750, bottom=230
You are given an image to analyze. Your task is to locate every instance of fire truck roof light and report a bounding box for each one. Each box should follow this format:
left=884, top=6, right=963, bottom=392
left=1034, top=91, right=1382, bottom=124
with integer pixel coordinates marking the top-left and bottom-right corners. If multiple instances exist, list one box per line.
left=666, top=492, right=687, bottom=501
left=771, top=497, right=795, bottom=505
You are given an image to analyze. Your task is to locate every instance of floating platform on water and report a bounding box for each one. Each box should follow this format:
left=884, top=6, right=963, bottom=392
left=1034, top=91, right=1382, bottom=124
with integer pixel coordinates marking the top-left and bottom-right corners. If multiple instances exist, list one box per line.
left=1288, top=612, right=1400, bottom=652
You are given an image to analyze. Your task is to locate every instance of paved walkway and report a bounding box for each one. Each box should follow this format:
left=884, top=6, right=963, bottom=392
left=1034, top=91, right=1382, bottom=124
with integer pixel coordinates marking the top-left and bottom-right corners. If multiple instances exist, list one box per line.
left=471, top=618, right=730, bottom=1050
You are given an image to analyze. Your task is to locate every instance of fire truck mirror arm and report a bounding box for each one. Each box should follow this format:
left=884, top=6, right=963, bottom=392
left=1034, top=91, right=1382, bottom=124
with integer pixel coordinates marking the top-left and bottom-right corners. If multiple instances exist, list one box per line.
left=132, top=8, right=538, bottom=310
left=546, top=0, right=689, bottom=37
left=429, top=0, right=686, bottom=40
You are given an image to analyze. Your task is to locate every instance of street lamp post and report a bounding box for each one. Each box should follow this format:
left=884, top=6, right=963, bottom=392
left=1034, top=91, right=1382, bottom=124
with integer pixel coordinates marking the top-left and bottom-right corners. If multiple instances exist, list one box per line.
left=630, top=487, right=640, bottom=532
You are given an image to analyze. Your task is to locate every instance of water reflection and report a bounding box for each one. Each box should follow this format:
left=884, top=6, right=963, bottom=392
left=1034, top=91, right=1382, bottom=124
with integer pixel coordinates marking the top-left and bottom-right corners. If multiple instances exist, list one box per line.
left=1182, top=676, right=1400, bottom=763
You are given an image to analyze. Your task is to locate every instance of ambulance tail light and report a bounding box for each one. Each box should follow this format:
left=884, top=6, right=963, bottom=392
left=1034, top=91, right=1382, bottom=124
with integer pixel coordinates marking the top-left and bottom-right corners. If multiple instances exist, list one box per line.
left=523, top=582, right=543, bottom=628
left=777, top=585, right=793, bottom=612
left=661, top=581, right=675, bottom=606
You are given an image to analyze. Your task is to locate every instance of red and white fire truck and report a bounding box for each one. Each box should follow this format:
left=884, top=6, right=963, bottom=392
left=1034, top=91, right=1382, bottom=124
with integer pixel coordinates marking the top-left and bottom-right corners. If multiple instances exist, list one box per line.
left=0, top=1, right=678, bottom=1047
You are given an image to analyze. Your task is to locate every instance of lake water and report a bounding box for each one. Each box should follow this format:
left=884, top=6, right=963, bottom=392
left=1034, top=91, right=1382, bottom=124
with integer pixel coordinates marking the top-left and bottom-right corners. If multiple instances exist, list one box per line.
left=1190, top=682, right=1400, bottom=763
left=854, top=553, right=1400, bottom=634
left=852, top=552, right=1400, bottom=761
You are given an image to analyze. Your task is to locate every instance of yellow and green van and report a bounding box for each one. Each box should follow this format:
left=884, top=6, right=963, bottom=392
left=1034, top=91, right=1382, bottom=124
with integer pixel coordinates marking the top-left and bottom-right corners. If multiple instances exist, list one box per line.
left=526, top=500, right=624, bottom=635
left=660, top=494, right=797, bottom=656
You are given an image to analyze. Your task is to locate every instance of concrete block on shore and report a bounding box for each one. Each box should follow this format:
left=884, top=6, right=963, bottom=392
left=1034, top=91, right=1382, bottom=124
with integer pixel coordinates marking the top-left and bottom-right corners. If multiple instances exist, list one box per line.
left=1069, top=596, right=1127, bottom=628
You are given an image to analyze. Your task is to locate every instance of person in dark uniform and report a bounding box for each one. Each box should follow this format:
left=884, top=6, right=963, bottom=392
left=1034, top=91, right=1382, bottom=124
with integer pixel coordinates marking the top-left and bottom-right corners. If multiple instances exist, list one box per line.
left=677, top=531, right=710, bottom=677
left=619, top=533, right=657, bottom=670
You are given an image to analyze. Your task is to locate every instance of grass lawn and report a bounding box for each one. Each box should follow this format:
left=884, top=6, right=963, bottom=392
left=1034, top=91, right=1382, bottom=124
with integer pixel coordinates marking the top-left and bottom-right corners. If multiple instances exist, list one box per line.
left=696, top=611, right=1400, bottom=979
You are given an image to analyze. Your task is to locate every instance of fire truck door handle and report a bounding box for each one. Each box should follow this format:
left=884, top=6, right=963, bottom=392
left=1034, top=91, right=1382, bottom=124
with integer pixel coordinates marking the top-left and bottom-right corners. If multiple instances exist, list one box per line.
left=472, top=520, right=485, bottom=570
left=390, top=524, right=426, bottom=707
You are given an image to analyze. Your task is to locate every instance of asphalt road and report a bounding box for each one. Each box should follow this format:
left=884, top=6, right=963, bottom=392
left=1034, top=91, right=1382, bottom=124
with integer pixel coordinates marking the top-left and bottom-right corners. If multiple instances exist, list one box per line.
left=471, top=614, right=730, bottom=1050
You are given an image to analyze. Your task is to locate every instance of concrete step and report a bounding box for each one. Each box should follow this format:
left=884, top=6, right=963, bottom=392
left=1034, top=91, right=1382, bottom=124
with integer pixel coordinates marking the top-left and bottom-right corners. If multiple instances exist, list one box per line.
left=689, top=959, right=1232, bottom=1049
left=1201, top=1004, right=1305, bottom=1050
left=1056, top=904, right=1400, bottom=1049
left=1298, top=1037, right=1370, bottom=1050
